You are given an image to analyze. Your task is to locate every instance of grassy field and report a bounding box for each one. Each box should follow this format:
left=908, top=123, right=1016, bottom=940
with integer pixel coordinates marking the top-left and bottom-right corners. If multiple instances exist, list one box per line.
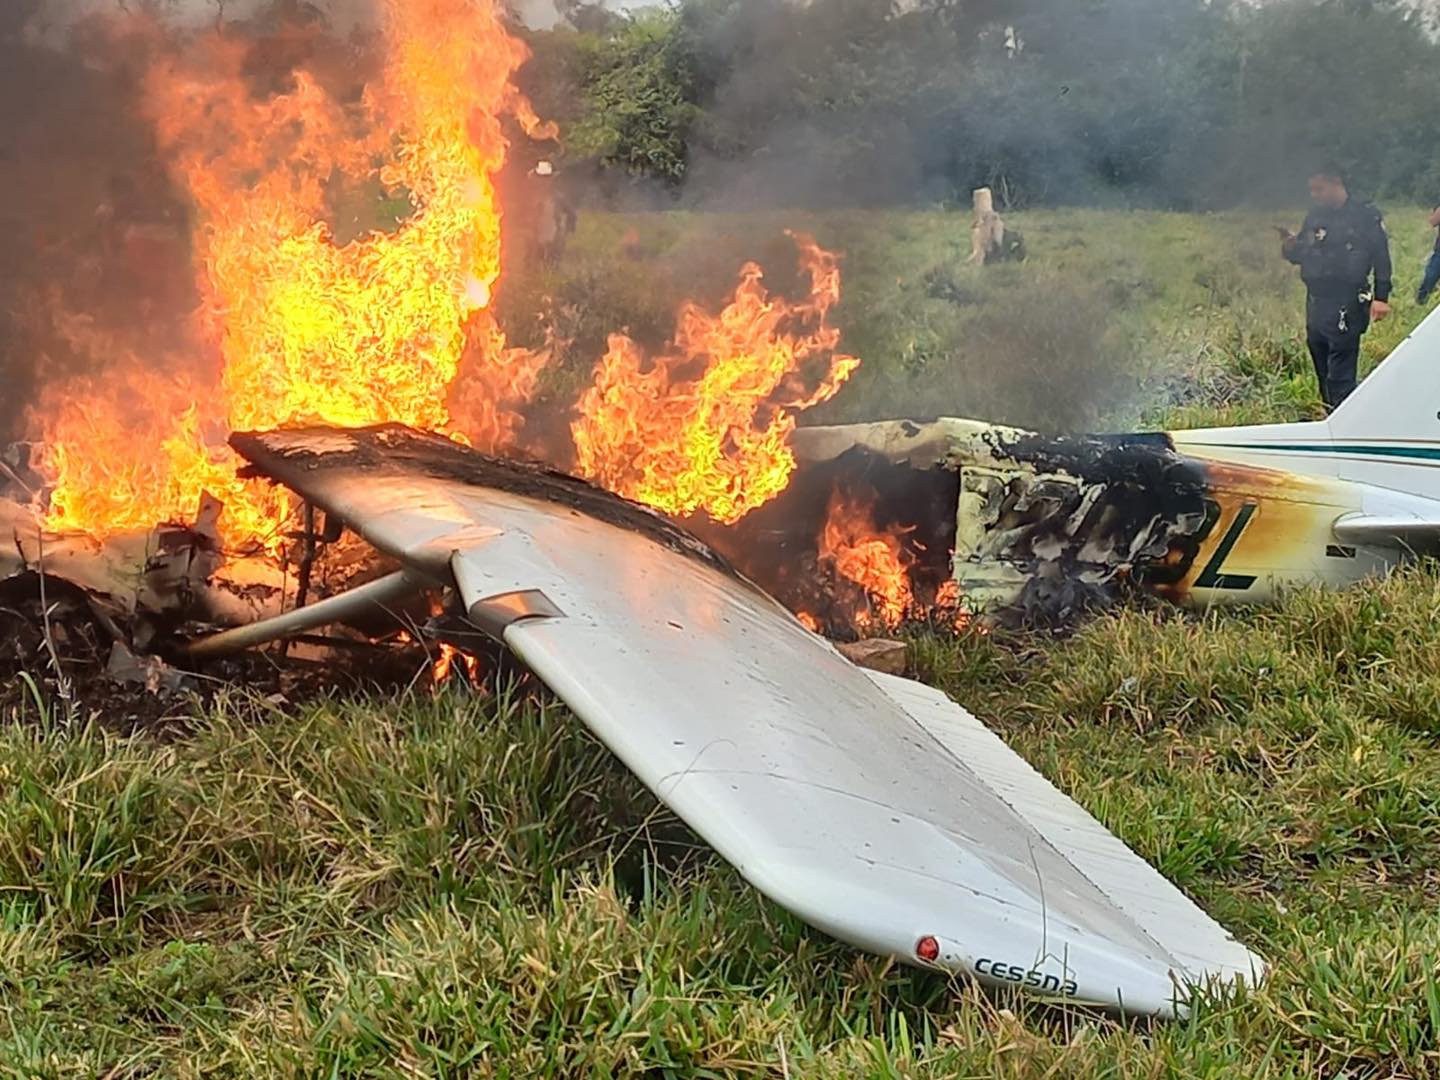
left=4, top=208, right=1440, bottom=1077
left=506, top=204, right=1438, bottom=436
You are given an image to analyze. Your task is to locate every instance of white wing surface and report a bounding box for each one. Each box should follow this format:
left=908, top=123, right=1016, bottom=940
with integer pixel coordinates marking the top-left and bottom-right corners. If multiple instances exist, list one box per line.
left=233, top=426, right=1264, bottom=1017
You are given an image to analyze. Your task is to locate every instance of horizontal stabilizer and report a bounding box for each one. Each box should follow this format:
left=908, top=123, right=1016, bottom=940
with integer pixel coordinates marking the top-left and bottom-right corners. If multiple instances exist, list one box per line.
left=1332, top=512, right=1440, bottom=551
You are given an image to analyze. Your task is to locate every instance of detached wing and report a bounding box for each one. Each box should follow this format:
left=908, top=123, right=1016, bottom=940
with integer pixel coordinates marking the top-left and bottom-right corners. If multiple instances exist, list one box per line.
left=233, top=425, right=1263, bottom=1017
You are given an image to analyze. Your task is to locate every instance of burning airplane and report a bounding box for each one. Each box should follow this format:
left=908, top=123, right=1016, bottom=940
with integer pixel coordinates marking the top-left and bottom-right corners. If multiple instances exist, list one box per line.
left=0, top=0, right=1272, bottom=1015
left=188, top=423, right=1264, bottom=1018
left=747, top=304, right=1440, bottom=627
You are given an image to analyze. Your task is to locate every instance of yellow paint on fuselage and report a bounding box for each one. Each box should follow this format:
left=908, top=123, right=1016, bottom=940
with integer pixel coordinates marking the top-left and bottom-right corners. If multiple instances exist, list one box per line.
left=1166, top=461, right=1398, bottom=607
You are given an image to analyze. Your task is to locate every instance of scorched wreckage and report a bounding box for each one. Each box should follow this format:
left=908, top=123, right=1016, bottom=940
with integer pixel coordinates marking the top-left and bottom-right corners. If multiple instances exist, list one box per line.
left=771, top=308, right=1440, bottom=626
left=23, top=0, right=1440, bottom=1018
left=94, top=423, right=1273, bottom=1018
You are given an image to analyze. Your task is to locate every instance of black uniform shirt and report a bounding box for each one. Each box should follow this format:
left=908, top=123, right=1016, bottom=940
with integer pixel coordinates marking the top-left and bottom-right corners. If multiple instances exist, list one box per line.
left=1285, top=198, right=1393, bottom=302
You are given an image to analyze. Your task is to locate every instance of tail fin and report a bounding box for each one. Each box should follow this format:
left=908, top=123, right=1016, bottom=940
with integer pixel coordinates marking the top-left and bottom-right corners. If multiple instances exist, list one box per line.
left=1329, top=305, right=1440, bottom=442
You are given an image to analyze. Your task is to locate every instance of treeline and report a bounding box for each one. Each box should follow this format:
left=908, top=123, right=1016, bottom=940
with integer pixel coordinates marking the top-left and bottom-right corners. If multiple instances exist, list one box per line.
left=516, top=0, right=1440, bottom=209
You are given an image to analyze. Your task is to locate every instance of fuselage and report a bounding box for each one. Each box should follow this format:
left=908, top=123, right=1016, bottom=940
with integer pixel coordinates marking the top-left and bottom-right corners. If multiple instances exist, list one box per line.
left=1123, top=304, right=1440, bottom=608
left=1162, top=420, right=1440, bottom=607
left=784, top=306, right=1440, bottom=619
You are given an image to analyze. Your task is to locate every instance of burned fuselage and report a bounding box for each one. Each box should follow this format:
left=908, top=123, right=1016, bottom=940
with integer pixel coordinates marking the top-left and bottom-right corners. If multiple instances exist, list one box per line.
left=760, top=417, right=1407, bottom=626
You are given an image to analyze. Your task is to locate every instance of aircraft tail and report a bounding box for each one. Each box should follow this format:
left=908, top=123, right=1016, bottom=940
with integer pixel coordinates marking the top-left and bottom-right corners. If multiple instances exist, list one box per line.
left=1328, top=305, right=1440, bottom=443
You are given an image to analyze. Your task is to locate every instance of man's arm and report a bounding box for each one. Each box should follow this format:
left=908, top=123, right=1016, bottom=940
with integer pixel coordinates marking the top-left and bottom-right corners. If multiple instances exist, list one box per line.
left=1281, top=213, right=1310, bottom=263
left=1370, top=212, right=1392, bottom=301
left=1429, top=206, right=1440, bottom=228
left=1369, top=210, right=1393, bottom=320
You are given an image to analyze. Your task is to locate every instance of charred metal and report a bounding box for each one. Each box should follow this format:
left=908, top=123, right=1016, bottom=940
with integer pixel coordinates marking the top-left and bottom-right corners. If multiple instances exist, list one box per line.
left=784, top=418, right=1235, bottom=626
left=232, top=425, right=742, bottom=581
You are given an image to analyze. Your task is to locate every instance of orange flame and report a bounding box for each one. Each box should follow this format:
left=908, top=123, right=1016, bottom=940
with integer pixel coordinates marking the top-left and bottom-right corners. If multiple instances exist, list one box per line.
left=571, top=234, right=859, bottom=523
left=815, top=494, right=973, bottom=635
left=933, top=578, right=973, bottom=633
left=32, top=0, right=546, bottom=549
left=433, top=642, right=483, bottom=685
left=28, top=5, right=860, bottom=556
left=819, top=489, right=915, bottom=633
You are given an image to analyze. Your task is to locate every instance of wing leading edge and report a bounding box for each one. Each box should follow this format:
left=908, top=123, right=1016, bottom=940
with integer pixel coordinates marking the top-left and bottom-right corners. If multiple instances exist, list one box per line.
left=232, top=425, right=1264, bottom=1017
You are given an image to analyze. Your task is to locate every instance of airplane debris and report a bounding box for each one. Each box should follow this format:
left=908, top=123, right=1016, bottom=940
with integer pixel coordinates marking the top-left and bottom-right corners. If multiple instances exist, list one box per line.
left=183, top=569, right=423, bottom=659
left=178, top=422, right=1264, bottom=1017
left=0, top=481, right=455, bottom=720
left=106, top=641, right=192, bottom=695
left=770, top=307, right=1440, bottom=625
left=783, top=413, right=1428, bottom=624
left=0, top=491, right=291, bottom=627
left=835, top=638, right=909, bottom=676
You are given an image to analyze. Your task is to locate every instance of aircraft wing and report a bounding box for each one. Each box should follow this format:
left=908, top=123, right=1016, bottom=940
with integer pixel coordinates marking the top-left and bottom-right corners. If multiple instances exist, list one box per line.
left=230, top=425, right=1263, bottom=1017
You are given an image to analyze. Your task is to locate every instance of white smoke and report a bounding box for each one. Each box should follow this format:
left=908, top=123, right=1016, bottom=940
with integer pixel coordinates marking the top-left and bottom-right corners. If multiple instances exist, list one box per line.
left=23, top=0, right=375, bottom=46
left=23, top=0, right=657, bottom=40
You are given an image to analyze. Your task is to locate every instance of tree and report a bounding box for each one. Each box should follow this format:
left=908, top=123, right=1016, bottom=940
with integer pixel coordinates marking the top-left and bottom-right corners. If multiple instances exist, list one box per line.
left=520, top=0, right=1440, bottom=206
left=566, top=9, right=700, bottom=182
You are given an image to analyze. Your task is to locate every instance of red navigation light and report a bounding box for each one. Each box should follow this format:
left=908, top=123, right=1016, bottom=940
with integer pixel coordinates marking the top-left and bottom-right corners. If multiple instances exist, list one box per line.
left=915, top=935, right=940, bottom=963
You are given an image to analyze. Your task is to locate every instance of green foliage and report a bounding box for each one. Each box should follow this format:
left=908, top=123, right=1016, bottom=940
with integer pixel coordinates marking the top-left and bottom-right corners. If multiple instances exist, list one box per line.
left=498, top=203, right=1438, bottom=434
left=565, top=10, right=701, bottom=181
left=1223, top=0, right=1440, bottom=203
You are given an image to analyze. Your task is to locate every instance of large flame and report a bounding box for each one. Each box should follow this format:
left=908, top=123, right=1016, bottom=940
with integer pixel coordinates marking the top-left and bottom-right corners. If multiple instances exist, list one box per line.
left=33, top=0, right=546, bottom=549
left=571, top=234, right=859, bottom=524
left=27, top=3, right=863, bottom=564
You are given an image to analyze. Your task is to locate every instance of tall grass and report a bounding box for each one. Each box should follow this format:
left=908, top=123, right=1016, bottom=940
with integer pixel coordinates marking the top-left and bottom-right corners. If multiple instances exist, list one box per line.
left=6, top=569, right=1440, bottom=1074
left=503, top=205, right=1439, bottom=436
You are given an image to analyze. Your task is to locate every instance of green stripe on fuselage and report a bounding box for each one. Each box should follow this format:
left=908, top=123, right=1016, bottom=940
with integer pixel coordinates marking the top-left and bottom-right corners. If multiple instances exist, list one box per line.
left=1186, top=443, right=1440, bottom=463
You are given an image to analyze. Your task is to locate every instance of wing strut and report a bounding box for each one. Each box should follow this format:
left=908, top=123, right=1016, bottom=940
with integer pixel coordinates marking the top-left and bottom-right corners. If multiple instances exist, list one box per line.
left=186, top=569, right=424, bottom=658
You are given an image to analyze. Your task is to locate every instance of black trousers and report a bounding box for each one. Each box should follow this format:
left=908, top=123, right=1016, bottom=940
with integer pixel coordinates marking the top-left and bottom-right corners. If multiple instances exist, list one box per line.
left=1306, top=292, right=1368, bottom=411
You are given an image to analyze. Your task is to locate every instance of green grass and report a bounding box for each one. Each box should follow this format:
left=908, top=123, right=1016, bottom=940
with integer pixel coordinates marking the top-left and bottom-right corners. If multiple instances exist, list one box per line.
left=7, top=572, right=1440, bottom=1076
left=6, top=208, right=1440, bottom=1076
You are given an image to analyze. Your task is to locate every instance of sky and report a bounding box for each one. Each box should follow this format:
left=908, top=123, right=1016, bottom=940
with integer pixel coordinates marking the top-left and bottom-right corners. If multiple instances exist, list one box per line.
left=25, top=0, right=658, bottom=37
left=514, top=0, right=661, bottom=29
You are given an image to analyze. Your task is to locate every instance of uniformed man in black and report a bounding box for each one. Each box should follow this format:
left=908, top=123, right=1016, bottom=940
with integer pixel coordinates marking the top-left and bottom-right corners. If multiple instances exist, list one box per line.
left=1280, top=166, right=1392, bottom=411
